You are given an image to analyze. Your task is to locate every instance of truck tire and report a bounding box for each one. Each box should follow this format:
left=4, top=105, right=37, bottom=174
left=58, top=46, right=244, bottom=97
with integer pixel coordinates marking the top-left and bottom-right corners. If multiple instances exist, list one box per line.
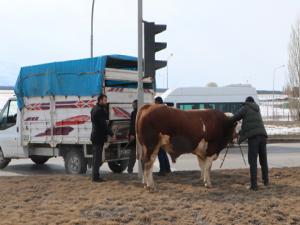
left=0, top=148, right=11, bottom=169
left=64, top=150, right=87, bottom=174
left=30, top=156, right=50, bottom=165
left=108, top=159, right=129, bottom=173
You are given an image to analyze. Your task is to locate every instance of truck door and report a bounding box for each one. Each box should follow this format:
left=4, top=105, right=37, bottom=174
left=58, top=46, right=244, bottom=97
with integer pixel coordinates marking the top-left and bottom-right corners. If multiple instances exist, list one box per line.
left=0, top=99, right=19, bottom=157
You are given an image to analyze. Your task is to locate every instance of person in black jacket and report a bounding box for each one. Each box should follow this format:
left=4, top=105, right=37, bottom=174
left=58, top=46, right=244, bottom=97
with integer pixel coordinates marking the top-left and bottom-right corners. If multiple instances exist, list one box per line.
left=154, top=96, right=171, bottom=176
left=90, top=94, right=114, bottom=182
left=231, top=96, right=269, bottom=191
left=127, top=99, right=138, bottom=173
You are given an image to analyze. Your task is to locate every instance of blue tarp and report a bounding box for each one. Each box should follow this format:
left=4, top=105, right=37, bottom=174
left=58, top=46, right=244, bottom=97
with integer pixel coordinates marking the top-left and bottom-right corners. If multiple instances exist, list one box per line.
left=14, top=55, right=137, bottom=109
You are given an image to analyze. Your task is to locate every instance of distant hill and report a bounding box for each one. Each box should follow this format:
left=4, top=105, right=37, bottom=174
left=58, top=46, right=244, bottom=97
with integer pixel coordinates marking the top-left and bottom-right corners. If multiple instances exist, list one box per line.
left=0, top=86, right=14, bottom=90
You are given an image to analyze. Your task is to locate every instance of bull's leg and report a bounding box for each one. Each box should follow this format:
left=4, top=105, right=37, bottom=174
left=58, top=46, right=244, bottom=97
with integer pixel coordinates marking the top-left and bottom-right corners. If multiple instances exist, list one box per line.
left=196, top=156, right=205, bottom=181
left=143, top=145, right=160, bottom=190
left=143, top=162, right=150, bottom=188
left=142, top=145, right=150, bottom=188
left=203, top=155, right=217, bottom=188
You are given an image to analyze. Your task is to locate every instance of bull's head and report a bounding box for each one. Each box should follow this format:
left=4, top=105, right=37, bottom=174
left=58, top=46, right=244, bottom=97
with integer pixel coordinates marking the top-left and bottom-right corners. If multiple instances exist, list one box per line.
left=231, top=121, right=240, bottom=144
left=224, top=112, right=240, bottom=145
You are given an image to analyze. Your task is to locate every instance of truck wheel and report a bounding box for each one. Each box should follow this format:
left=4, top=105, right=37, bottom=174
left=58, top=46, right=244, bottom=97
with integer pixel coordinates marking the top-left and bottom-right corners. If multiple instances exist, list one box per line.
left=30, top=156, right=50, bottom=165
left=108, top=159, right=129, bottom=173
left=0, top=148, right=11, bottom=169
left=64, top=150, right=87, bottom=174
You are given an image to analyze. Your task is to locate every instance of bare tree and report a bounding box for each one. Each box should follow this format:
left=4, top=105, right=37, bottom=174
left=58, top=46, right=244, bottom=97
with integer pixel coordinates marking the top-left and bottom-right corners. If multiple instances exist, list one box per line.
left=206, top=82, right=218, bottom=87
left=287, top=17, right=300, bottom=120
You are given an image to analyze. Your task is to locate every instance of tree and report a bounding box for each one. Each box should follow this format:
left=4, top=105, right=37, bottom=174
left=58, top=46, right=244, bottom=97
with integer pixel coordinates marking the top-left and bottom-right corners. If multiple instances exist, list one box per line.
left=206, top=82, right=218, bottom=87
left=287, top=17, right=300, bottom=120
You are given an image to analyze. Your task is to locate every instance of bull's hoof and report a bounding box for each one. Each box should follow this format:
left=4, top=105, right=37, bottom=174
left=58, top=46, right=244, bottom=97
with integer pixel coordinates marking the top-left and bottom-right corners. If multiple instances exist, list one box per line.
left=144, top=185, right=157, bottom=192
left=148, top=186, right=157, bottom=193
left=204, top=183, right=212, bottom=188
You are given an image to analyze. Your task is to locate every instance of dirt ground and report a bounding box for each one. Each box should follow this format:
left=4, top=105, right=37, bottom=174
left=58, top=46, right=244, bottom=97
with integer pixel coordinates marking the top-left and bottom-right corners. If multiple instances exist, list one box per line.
left=0, top=167, right=300, bottom=225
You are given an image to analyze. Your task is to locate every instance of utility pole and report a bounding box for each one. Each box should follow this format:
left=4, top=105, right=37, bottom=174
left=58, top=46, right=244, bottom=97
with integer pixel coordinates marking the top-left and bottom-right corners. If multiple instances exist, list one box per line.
left=166, top=53, right=173, bottom=89
left=272, top=65, right=285, bottom=119
left=137, top=0, right=144, bottom=179
left=90, top=0, right=95, bottom=57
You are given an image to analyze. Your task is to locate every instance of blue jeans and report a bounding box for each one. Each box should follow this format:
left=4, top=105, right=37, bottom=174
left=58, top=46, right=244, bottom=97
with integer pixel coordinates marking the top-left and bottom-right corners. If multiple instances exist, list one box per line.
left=158, top=148, right=171, bottom=173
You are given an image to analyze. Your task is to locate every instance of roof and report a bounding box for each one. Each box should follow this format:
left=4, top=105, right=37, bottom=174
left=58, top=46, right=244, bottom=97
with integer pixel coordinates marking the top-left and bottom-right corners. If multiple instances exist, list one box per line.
left=161, top=84, right=258, bottom=103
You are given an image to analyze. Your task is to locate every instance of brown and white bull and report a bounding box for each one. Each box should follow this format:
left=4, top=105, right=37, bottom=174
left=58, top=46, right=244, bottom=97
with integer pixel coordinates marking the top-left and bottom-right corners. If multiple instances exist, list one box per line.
left=136, top=104, right=237, bottom=189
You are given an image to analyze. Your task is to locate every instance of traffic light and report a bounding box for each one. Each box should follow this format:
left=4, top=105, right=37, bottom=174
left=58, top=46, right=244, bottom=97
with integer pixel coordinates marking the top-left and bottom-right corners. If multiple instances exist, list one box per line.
left=144, top=21, right=167, bottom=78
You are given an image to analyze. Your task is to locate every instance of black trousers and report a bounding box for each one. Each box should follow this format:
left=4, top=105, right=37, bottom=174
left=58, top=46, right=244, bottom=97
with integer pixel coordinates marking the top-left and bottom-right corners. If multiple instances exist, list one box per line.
left=92, top=143, right=104, bottom=180
left=158, top=148, right=171, bottom=173
left=248, top=135, right=269, bottom=188
left=127, top=139, right=136, bottom=173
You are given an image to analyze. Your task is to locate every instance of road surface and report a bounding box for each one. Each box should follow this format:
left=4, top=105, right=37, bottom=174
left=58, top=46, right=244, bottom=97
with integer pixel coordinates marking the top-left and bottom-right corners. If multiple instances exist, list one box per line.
left=0, top=143, right=299, bottom=176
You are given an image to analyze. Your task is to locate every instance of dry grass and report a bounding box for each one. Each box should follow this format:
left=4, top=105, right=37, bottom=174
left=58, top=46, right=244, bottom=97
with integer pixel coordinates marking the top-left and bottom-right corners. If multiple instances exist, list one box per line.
left=0, top=168, right=300, bottom=225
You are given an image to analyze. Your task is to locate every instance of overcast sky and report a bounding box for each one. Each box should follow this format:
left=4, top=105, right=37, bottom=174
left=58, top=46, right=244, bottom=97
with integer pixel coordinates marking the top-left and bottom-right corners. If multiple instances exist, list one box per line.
left=0, top=0, right=300, bottom=90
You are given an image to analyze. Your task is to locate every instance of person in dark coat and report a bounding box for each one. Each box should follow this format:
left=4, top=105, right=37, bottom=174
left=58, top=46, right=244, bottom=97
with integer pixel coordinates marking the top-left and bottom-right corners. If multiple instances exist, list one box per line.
left=231, top=96, right=269, bottom=191
left=154, top=96, right=171, bottom=176
left=127, top=99, right=138, bottom=173
left=90, top=94, right=114, bottom=182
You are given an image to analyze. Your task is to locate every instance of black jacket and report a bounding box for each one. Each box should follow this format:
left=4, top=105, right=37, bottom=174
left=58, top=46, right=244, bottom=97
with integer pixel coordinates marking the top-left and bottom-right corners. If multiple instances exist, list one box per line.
left=129, top=109, right=137, bottom=136
left=231, top=102, right=267, bottom=143
left=90, top=103, right=113, bottom=144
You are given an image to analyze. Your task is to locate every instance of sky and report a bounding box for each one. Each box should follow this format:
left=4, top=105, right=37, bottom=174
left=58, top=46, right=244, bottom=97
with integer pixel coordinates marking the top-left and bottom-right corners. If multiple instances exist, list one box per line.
left=0, top=0, right=300, bottom=91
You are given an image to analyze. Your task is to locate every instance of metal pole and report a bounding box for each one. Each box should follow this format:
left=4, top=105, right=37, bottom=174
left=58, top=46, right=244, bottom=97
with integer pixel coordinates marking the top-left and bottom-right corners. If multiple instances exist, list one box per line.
left=137, top=0, right=144, bottom=179
left=272, top=70, right=275, bottom=119
left=272, top=65, right=285, bottom=120
left=166, top=62, right=168, bottom=89
left=166, top=53, right=173, bottom=89
left=91, top=0, right=95, bottom=58
left=299, top=78, right=300, bottom=119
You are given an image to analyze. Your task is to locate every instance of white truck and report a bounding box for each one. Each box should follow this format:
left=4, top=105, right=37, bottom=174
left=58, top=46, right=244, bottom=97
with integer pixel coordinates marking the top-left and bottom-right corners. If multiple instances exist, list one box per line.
left=0, top=55, right=154, bottom=174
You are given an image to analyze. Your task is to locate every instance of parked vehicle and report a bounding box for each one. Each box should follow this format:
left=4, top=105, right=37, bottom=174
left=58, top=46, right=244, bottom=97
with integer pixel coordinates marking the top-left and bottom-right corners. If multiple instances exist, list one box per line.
left=0, top=55, right=154, bottom=173
left=161, top=84, right=258, bottom=113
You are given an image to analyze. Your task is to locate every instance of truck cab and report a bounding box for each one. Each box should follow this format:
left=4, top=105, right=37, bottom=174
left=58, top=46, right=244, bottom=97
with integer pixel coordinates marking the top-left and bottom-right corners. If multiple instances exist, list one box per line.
left=0, top=98, right=21, bottom=168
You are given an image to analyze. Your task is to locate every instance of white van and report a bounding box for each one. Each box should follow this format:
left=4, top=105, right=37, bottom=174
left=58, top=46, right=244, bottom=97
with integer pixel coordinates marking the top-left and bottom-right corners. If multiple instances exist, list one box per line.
left=161, top=84, right=258, bottom=113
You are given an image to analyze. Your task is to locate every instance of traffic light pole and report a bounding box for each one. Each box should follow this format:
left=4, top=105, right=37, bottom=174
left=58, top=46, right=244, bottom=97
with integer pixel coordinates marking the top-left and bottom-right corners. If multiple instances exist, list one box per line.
left=137, top=0, right=144, bottom=179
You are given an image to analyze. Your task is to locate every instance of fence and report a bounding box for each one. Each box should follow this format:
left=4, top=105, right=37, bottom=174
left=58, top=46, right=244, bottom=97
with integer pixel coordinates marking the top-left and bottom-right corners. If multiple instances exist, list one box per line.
left=260, top=100, right=293, bottom=121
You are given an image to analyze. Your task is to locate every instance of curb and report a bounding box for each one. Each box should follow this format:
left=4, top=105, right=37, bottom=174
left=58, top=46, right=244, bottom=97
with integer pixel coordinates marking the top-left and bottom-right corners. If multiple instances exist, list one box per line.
left=267, top=138, right=300, bottom=143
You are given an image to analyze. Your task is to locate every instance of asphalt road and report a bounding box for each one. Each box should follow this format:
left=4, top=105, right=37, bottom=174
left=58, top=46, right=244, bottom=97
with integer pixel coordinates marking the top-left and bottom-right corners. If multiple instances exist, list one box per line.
left=0, top=143, right=299, bottom=177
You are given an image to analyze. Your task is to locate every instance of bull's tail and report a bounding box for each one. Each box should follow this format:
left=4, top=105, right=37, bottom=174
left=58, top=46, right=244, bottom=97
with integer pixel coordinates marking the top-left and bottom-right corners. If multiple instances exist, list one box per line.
left=135, top=136, right=146, bottom=161
left=135, top=104, right=152, bottom=160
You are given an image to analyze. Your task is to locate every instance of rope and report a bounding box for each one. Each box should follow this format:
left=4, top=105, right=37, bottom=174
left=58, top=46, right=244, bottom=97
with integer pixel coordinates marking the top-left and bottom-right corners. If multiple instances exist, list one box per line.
left=220, top=144, right=247, bottom=168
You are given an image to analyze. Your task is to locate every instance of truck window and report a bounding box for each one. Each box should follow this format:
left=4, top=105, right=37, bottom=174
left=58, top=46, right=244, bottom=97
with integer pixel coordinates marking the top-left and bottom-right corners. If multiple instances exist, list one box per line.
left=0, top=100, right=17, bottom=130
left=165, top=102, right=174, bottom=107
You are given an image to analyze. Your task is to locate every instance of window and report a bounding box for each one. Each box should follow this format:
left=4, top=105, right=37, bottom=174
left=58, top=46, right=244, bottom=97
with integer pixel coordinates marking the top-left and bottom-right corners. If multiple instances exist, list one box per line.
left=0, top=100, right=17, bottom=130
left=231, top=103, right=243, bottom=114
left=204, top=103, right=215, bottom=109
left=176, top=102, right=243, bottom=113
left=165, top=102, right=174, bottom=107
left=177, top=103, right=199, bottom=110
